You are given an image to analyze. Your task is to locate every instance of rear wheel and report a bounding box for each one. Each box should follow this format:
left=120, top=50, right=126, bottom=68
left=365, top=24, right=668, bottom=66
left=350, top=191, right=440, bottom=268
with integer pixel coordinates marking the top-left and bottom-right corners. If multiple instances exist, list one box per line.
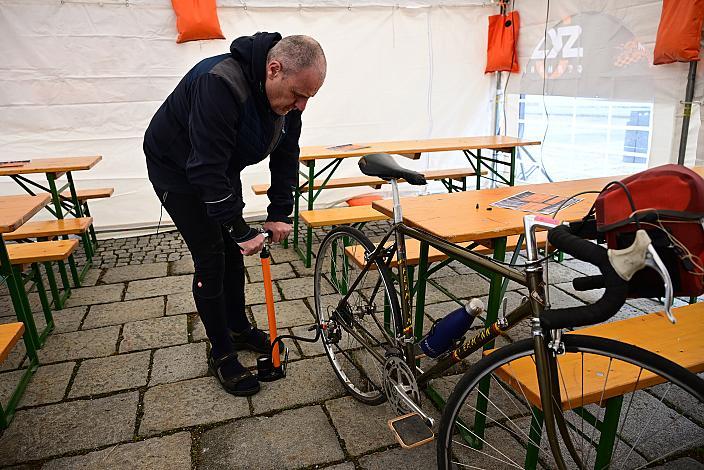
left=437, top=334, right=704, bottom=469
left=314, top=226, right=402, bottom=405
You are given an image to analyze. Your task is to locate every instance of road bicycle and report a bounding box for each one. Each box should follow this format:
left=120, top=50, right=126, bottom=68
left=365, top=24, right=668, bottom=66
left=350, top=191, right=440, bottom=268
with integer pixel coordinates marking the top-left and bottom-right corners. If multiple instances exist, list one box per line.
left=312, top=153, right=704, bottom=469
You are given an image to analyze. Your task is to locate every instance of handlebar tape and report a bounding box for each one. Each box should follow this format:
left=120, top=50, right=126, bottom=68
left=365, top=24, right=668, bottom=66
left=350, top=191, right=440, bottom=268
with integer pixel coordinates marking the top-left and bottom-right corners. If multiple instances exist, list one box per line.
left=573, top=275, right=605, bottom=291
left=540, top=224, right=629, bottom=330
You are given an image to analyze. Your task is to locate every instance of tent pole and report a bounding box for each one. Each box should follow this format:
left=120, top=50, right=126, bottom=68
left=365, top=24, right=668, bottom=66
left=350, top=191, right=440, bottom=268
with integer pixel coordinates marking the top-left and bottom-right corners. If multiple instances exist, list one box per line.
left=677, top=61, right=697, bottom=165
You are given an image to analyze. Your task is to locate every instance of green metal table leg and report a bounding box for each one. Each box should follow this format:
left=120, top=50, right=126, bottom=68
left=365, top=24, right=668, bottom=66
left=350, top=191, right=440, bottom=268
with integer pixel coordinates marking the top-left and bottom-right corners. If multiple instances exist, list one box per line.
left=291, top=182, right=300, bottom=251
left=305, top=161, right=316, bottom=267
left=509, top=147, right=516, bottom=187
left=525, top=407, right=544, bottom=470
left=12, top=266, right=41, bottom=349
left=32, top=263, right=54, bottom=343
left=1, top=242, right=40, bottom=352
left=43, top=261, right=62, bottom=310
left=471, top=236, right=508, bottom=439
left=594, top=395, right=624, bottom=469
left=476, top=149, right=482, bottom=190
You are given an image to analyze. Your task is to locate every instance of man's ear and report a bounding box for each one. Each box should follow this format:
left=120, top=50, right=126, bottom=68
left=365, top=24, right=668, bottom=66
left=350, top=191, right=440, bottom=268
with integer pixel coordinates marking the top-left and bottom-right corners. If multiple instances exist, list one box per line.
left=267, top=60, right=283, bottom=79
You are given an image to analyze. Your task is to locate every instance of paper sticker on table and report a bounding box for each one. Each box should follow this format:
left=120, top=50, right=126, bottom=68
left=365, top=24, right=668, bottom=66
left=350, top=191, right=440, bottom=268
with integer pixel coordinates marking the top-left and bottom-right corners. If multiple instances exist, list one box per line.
left=490, top=191, right=582, bottom=215
left=0, top=160, right=30, bottom=168
left=325, top=143, right=371, bottom=151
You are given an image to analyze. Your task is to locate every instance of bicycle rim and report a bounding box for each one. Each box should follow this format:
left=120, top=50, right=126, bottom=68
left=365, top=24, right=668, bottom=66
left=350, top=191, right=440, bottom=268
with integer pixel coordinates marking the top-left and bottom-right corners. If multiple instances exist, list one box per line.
left=314, top=226, right=402, bottom=405
left=437, top=335, right=704, bottom=469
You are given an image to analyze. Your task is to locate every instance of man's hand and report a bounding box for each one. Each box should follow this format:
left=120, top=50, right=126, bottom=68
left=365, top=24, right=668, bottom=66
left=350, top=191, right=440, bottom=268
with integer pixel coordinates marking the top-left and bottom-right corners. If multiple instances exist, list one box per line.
left=237, top=233, right=265, bottom=256
left=263, top=221, right=292, bottom=243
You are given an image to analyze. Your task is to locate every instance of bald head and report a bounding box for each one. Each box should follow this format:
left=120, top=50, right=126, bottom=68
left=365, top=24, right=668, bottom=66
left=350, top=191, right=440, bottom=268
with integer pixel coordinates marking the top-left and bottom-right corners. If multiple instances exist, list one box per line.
left=267, top=35, right=326, bottom=82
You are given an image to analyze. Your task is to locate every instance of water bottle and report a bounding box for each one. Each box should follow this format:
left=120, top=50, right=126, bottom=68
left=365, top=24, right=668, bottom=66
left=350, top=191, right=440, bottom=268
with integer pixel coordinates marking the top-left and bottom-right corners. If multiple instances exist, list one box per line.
left=420, top=298, right=484, bottom=358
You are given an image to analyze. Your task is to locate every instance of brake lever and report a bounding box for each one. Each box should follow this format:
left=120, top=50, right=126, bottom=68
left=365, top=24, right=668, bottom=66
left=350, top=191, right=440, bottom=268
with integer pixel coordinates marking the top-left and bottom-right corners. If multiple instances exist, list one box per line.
left=645, top=245, right=676, bottom=323
left=607, top=230, right=676, bottom=324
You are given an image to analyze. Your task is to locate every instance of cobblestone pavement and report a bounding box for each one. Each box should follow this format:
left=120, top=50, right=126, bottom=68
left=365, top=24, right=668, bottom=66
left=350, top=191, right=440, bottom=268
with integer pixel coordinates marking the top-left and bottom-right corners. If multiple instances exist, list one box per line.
left=0, top=225, right=702, bottom=469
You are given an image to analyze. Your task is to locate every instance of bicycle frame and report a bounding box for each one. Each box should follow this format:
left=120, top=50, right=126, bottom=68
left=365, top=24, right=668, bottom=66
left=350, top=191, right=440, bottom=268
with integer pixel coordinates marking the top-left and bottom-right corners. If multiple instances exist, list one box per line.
left=334, top=190, right=557, bottom=387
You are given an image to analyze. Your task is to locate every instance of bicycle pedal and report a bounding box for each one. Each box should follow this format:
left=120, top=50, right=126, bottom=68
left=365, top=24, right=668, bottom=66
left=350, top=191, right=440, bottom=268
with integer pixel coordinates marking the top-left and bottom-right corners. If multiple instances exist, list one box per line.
left=387, top=413, right=434, bottom=449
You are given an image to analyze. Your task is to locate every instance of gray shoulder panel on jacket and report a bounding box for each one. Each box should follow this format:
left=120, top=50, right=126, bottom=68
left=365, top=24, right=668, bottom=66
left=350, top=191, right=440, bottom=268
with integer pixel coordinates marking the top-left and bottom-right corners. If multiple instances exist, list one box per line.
left=210, top=58, right=249, bottom=103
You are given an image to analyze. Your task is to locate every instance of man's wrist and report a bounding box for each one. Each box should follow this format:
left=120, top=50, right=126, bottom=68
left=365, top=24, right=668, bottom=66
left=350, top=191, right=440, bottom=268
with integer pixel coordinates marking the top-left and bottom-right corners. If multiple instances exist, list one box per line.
left=224, top=219, right=258, bottom=244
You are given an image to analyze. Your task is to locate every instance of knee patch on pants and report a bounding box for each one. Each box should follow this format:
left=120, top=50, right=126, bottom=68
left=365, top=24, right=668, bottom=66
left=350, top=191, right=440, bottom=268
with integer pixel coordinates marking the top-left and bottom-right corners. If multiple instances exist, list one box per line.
left=192, top=246, right=226, bottom=299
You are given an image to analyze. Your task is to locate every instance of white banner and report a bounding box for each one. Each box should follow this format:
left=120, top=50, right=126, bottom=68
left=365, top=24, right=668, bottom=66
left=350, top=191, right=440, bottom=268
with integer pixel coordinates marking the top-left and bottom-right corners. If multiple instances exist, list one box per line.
left=0, top=0, right=495, bottom=232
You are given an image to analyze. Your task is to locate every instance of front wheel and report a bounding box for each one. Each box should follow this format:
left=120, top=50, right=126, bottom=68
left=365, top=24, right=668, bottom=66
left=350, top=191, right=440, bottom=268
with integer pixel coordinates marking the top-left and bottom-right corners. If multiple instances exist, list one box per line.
left=314, top=226, right=402, bottom=405
left=437, top=334, right=704, bottom=469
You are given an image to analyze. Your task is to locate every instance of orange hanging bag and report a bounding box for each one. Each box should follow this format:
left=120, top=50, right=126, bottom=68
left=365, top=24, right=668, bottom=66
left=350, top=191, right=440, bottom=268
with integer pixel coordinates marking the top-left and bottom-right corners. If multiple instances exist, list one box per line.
left=171, top=0, right=225, bottom=44
left=485, top=11, right=520, bottom=73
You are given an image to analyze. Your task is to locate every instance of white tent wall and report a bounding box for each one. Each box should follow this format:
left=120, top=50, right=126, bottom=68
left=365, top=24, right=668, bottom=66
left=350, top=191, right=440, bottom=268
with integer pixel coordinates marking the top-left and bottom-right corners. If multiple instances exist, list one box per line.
left=0, top=0, right=495, bottom=234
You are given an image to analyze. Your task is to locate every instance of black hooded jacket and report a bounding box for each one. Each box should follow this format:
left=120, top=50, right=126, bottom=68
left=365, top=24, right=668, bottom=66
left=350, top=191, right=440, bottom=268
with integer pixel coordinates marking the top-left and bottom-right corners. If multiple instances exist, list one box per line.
left=143, top=32, right=301, bottom=237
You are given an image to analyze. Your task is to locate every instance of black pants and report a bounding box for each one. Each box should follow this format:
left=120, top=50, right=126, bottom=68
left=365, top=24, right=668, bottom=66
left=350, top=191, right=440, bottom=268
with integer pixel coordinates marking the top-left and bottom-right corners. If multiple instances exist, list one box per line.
left=154, top=188, right=250, bottom=357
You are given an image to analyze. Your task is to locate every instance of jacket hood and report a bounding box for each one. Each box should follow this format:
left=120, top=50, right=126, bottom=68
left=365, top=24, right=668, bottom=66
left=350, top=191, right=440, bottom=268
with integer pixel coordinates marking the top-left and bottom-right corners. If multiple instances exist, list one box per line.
left=230, top=32, right=282, bottom=112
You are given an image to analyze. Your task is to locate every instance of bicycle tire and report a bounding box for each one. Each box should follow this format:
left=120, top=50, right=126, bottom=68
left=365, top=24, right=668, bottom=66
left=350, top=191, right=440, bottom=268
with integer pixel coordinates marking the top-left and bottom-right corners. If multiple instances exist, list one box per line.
left=314, top=225, right=402, bottom=405
left=437, top=334, right=704, bottom=469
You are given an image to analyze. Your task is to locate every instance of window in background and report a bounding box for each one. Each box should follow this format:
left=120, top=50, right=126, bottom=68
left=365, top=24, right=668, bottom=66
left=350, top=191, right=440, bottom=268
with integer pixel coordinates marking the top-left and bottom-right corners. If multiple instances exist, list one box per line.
left=513, top=94, right=653, bottom=183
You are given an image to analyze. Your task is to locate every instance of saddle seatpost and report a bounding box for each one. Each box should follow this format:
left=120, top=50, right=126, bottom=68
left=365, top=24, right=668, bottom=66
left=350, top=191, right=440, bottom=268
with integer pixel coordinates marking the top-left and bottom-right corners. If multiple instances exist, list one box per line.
left=391, top=179, right=403, bottom=224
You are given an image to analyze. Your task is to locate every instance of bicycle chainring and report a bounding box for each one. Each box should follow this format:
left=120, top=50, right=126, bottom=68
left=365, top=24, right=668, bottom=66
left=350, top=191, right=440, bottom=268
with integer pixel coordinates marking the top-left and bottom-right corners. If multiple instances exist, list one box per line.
left=382, top=355, right=421, bottom=415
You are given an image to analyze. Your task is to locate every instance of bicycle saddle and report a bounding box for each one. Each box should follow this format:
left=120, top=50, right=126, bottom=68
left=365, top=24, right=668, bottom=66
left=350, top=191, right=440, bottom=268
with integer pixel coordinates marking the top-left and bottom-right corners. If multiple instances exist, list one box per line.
left=358, top=153, right=427, bottom=185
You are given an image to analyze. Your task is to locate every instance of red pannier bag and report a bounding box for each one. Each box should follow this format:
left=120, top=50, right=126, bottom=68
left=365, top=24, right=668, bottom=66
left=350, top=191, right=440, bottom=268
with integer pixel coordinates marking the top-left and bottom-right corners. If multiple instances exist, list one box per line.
left=595, top=164, right=704, bottom=297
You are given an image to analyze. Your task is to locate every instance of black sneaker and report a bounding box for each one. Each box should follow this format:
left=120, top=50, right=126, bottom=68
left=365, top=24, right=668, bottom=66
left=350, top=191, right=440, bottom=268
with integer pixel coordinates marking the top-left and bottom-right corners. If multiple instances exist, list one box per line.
left=231, top=326, right=273, bottom=354
left=208, top=351, right=260, bottom=396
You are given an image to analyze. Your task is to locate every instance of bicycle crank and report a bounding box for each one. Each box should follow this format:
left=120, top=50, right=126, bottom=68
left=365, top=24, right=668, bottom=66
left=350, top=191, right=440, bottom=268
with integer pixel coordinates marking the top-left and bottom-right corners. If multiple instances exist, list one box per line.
left=382, top=356, right=434, bottom=426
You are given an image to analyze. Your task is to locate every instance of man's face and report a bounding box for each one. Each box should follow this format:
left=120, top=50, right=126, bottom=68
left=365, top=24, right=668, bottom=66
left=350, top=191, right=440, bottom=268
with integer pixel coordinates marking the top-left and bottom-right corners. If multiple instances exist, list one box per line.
left=265, top=60, right=324, bottom=116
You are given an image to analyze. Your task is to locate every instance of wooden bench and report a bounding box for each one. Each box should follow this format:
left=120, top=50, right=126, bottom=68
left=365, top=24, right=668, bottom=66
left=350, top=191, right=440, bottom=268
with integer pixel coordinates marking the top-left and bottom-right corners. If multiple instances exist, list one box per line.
left=6, top=239, right=79, bottom=348
left=300, top=206, right=389, bottom=228
left=60, top=187, right=112, bottom=248
left=252, top=168, right=482, bottom=195
left=0, top=322, right=38, bottom=428
left=5, top=219, right=91, bottom=308
left=3, top=217, right=93, bottom=241
left=344, top=231, right=551, bottom=269
left=60, top=187, right=114, bottom=201
left=492, top=302, right=704, bottom=468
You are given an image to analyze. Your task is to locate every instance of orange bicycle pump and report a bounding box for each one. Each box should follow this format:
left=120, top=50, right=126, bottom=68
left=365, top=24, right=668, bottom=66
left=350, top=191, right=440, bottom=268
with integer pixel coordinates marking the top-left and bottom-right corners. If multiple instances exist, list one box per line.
left=256, top=231, right=288, bottom=382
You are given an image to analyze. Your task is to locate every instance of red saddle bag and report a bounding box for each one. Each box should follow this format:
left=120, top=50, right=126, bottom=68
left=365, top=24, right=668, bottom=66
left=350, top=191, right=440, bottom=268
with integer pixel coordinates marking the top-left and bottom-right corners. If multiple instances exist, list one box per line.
left=595, top=164, right=704, bottom=297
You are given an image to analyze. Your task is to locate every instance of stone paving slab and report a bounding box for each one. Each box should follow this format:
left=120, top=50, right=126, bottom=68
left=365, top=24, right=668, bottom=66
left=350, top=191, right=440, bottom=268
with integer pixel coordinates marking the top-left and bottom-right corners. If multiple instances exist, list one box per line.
left=83, top=297, right=164, bottom=329
left=38, top=326, right=120, bottom=363
left=244, top=282, right=281, bottom=305
left=358, top=444, right=438, bottom=470
left=198, top=405, right=344, bottom=469
left=69, top=350, right=151, bottom=398
left=250, top=299, right=315, bottom=329
left=0, top=339, right=26, bottom=372
left=79, top=266, right=101, bottom=287
left=251, top=355, right=345, bottom=415
left=150, top=342, right=208, bottom=386
left=0, top=392, right=138, bottom=466
left=0, top=361, right=74, bottom=408
left=139, top=376, right=250, bottom=436
left=290, top=324, right=325, bottom=357
left=269, top=246, right=302, bottom=264
left=277, top=276, right=333, bottom=300
left=431, top=273, right=491, bottom=300
left=170, top=255, right=194, bottom=275
left=119, top=315, right=188, bottom=353
left=166, top=292, right=196, bottom=316
left=43, top=432, right=192, bottom=470
left=49, top=306, right=88, bottom=334
left=290, top=260, right=314, bottom=277
left=124, top=275, right=192, bottom=300
left=64, top=284, right=124, bottom=308
left=326, top=396, right=397, bottom=456
left=101, top=262, right=168, bottom=284
left=246, top=262, right=296, bottom=283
